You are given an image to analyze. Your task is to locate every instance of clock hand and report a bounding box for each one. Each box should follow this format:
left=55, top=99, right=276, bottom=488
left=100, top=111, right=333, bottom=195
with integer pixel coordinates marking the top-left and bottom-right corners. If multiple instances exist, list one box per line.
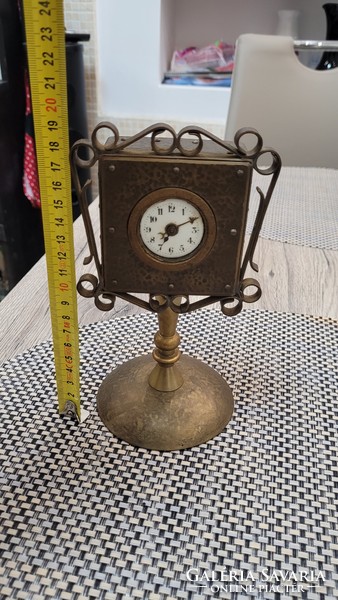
left=158, top=225, right=176, bottom=247
left=158, top=232, right=169, bottom=249
left=176, top=216, right=199, bottom=229
left=158, top=216, right=199, bottom=243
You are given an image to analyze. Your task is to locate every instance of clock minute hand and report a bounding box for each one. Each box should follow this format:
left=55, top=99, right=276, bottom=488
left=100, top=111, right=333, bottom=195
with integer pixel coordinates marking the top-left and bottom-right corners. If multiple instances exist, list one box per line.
left=176, top=216, right=199, bottom=229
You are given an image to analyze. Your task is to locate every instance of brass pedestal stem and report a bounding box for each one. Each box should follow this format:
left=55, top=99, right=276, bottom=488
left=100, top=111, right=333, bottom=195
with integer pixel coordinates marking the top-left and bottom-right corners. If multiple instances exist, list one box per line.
left=148, top=301, right=184, bottom=392
left=97, top=305, right=234, bottom=450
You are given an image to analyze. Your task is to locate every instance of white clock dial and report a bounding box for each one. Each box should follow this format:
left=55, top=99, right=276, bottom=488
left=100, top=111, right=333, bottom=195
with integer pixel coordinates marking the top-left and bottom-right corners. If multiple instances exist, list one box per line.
left=139, top=197, right=204, bottom=259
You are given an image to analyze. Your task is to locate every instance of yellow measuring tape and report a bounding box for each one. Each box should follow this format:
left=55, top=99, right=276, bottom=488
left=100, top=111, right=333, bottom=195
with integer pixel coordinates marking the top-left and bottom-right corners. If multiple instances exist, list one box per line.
left=23, top=0, right=83, bottom=421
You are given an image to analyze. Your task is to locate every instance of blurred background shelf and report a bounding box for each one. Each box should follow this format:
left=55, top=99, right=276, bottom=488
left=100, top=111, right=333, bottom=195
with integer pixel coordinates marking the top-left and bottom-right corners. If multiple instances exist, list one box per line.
left=96, top=0, right=329, bottom=134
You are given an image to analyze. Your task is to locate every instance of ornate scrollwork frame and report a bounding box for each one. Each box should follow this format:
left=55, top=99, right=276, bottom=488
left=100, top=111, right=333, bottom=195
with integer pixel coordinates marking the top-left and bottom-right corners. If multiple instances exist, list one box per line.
left=71, top=122, right=281, bottom=316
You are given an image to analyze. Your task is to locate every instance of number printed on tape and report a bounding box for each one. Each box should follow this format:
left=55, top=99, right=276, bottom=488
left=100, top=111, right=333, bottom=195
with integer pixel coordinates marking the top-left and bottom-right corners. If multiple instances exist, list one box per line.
left=23, top=0, right=82, bottom=420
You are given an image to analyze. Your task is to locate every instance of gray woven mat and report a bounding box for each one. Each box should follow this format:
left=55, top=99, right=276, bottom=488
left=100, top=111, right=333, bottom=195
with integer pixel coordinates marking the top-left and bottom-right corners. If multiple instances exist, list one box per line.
left=1, top=309, right=338, bottom=599
left=247, top=167, right=338, bottom=250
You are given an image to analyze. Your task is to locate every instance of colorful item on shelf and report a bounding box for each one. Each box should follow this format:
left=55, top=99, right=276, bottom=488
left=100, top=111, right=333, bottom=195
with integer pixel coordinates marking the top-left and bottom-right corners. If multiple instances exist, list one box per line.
left=170, top=40, right=235, bottom=72
left=164, top=40, right=234, bottom=86
left=163, top=73, right=232, bottom=87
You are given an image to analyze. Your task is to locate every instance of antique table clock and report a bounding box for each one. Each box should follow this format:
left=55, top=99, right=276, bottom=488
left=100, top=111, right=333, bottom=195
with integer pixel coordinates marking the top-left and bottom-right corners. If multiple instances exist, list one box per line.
left=71, top=123, right=281, bottom=450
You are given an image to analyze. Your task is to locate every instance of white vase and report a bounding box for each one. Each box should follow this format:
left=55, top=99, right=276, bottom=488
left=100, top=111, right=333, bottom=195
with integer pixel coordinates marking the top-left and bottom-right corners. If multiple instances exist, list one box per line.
left=276, top=10, right=300, bottom=38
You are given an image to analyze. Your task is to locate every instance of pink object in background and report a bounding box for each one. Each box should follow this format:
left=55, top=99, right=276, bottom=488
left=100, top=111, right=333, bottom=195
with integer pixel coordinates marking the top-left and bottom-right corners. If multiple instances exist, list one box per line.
left=23, top=71, right=41, bottom=208
left=170, top=40, right=235, bottom=73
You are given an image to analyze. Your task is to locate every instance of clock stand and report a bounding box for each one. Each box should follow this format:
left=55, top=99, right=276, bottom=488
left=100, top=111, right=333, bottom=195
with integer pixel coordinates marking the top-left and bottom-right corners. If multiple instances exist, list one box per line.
left=71, top=123, right=281, bottom=450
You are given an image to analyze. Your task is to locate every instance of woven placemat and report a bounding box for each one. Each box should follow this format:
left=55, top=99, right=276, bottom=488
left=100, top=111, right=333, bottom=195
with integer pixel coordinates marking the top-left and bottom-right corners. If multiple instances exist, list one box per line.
left=247, top=167, right=338, bottom=250
left=1, top=309, right=338, bottom=599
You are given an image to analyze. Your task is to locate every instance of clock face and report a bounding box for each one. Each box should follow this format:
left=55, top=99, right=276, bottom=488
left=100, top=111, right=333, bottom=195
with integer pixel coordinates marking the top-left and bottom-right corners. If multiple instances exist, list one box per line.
left=139, top=197, right=204, bottom=259
left=128, top=187, right=217, bottom=270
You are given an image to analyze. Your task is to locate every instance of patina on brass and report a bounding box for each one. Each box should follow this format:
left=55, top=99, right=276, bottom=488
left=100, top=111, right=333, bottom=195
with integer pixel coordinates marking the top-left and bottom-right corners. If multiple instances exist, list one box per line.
left=148, top=296, right=184, bottom=392
left=72, top=123, right=281, bottom=314
left=71, top=123, right=281, bottom=450
left=97, top=297, right=234, bottom=450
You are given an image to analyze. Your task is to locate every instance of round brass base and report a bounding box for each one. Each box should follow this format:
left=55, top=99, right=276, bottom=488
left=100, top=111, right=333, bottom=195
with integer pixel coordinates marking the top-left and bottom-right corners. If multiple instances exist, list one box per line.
left=97, top=354, right=234, bottom=450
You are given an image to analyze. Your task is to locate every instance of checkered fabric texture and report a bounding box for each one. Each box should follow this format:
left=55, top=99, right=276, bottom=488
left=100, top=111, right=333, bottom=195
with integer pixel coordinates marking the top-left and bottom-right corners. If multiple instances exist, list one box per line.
left=0, top=309, right=337, bottom=599
left=248, top=167, right=338, bottom=250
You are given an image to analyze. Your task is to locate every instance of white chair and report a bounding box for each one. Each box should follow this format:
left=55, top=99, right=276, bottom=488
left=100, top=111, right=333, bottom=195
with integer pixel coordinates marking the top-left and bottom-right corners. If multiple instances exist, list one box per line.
left=225, top=34, right=338, bottom=168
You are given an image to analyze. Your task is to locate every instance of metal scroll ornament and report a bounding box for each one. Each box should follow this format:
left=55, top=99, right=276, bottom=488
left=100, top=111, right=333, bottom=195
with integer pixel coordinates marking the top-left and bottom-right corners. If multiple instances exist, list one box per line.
left=71, top=123, right=281, bottom=451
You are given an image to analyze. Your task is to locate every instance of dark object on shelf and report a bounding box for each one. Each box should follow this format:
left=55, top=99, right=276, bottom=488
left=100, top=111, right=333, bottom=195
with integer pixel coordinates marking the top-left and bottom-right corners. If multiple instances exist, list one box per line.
left=66, top=33, right=92, bottom=219
left=0, top=0, right=44, bottom=295
left=316, top=3, right=338, bottom=70
left=0, top=4, right=91, bottom=296
left=65, top=31, right=90, bottom=43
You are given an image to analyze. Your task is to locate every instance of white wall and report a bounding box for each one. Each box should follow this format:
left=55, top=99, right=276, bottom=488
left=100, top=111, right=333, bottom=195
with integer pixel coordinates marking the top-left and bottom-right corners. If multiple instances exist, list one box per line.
left=95, top=0, right=329, bottom=131
left=96, top=0, right=230, bottom=127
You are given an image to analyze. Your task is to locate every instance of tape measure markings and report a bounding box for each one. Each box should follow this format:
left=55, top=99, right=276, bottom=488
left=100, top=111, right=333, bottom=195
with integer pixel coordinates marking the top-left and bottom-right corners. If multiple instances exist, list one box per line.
left=23, top=0, right=82, bottom=420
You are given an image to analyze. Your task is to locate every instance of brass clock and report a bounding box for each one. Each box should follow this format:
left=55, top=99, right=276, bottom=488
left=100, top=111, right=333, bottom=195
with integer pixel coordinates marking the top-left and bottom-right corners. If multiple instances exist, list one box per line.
left=71, top=122, right=281, bottom=450
left=128, top=187, right=216, bottom=268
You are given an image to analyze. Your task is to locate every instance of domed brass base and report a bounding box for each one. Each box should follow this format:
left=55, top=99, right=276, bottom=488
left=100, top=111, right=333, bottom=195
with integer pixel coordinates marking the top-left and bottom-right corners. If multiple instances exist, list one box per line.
left=97, top=354, right=234, bottom=450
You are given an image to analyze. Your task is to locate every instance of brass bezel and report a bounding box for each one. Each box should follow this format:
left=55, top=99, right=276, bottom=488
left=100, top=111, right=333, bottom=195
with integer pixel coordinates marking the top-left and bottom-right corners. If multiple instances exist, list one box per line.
left=127, top=187, right=217, bottom=272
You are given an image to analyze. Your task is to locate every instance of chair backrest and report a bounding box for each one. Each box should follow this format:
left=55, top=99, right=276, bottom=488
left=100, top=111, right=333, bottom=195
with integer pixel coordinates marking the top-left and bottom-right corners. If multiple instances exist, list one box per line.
left=225, top=34, right=338, bottom=168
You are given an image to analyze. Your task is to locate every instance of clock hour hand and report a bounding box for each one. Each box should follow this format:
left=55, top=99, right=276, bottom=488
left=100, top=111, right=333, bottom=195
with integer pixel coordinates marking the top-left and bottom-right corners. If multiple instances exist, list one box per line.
left=158, top=224, right=177, bottom=247
left=158, top=231, right=170, bottom=248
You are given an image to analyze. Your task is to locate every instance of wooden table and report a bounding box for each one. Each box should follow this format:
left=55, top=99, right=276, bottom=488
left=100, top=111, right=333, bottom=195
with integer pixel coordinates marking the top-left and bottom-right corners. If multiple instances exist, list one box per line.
left=1, top=191, right=337, bottom=364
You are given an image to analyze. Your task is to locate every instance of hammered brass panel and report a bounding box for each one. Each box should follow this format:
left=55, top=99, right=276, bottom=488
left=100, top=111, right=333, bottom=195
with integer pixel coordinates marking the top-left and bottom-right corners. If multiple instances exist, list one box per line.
left=99, top=154, right=252, bottom=296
